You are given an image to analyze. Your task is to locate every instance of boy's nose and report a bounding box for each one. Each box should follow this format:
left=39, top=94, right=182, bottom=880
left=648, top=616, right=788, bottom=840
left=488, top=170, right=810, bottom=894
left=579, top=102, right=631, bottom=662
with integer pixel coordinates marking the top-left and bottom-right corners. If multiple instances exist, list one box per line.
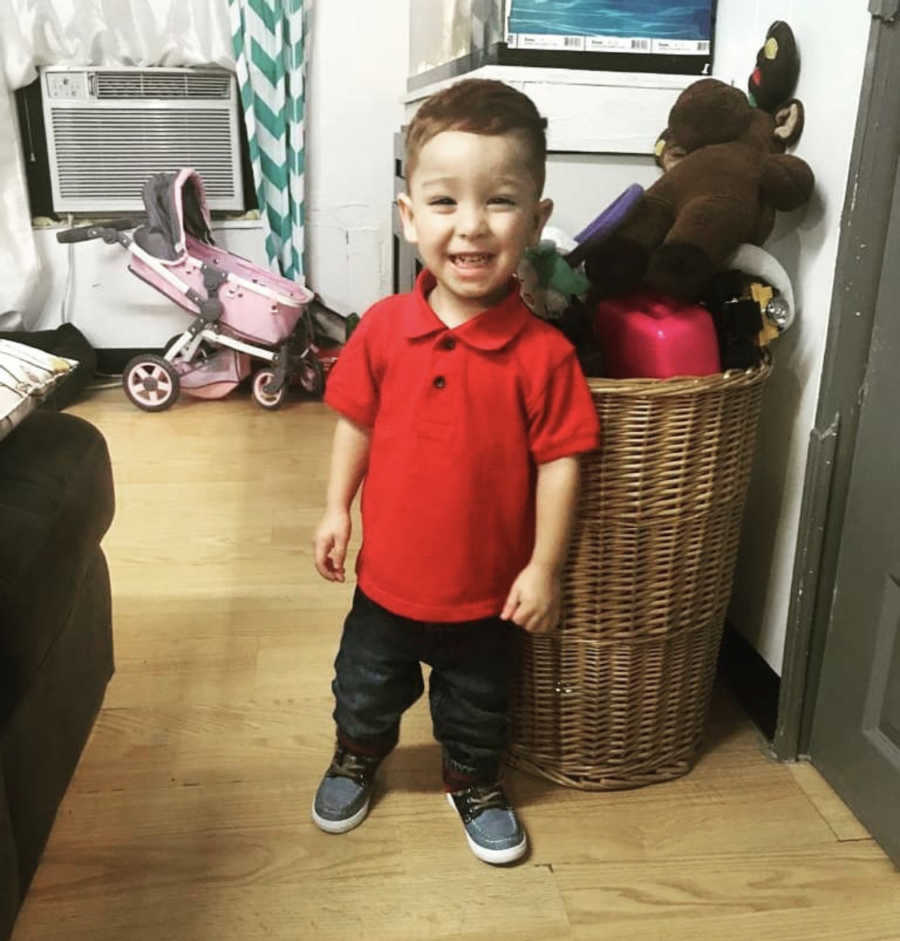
left=456, top=204, right=488, bottom=238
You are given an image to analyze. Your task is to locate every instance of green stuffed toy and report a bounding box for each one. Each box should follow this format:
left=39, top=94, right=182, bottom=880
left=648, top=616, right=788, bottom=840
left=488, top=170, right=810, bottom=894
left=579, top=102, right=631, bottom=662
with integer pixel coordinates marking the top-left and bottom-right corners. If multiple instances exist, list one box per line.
left=518, top=238, right=591, bottom=320
left=584, top=21, right=814, bottom=301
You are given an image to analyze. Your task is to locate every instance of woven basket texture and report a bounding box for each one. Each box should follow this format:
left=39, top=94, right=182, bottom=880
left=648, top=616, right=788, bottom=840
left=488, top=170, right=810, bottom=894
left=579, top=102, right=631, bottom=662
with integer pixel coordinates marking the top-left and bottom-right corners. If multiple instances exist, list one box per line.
left=508, top=361, right=772, bottom=789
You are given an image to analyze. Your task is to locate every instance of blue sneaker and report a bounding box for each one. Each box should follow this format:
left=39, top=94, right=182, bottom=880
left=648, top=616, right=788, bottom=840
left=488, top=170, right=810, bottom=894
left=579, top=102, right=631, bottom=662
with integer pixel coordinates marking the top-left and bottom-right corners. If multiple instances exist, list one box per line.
left=312, top=745, right=380, bottom=834
left=446, top=782, right=528, bottom=864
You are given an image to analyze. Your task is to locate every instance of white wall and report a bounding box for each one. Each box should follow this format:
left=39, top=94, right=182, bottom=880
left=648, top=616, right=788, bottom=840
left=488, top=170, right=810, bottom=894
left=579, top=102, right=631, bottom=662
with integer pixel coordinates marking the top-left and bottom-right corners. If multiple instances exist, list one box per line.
left=545, top=153, right=659, bottom=239
left=303, top=0, right=409, bottom=316
left=712, top=0, right=870, bottom=674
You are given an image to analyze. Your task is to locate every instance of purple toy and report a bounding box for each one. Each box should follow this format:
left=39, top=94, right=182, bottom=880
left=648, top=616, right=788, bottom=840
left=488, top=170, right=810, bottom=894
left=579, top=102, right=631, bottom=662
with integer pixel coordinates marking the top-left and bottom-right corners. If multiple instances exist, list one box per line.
left=566, top=184, right=645, bottom=267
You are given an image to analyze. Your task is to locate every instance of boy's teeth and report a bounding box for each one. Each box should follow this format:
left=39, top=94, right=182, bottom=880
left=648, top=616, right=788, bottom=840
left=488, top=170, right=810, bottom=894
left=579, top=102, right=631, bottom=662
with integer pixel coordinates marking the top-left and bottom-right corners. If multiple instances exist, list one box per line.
left=453, top=253, right=490, bottom=264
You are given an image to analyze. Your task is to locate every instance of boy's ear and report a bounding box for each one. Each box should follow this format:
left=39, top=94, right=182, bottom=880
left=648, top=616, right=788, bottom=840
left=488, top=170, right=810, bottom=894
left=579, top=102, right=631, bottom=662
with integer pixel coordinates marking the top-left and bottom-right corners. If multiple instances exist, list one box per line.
left=397, top=193, right=418, bottom=244
left=534, top=198, right=554, bottom=240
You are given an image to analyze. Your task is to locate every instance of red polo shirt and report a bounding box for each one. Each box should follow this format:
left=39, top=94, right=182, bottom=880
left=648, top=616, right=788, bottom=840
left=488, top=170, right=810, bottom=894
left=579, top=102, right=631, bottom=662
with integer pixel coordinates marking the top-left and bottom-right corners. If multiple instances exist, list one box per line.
left=324, top=270, right=600, bottom=622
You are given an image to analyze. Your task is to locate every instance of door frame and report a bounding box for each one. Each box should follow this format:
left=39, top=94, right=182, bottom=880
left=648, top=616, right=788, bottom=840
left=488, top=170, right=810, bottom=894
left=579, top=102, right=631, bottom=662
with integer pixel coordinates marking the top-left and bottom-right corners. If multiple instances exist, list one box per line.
left=775, top=1, right=900, bottom=759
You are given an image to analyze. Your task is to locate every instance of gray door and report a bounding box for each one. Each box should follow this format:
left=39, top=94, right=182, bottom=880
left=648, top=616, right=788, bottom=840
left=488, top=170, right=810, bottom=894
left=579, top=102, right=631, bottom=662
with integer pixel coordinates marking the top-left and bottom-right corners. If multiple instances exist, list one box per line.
left=808, top=156, right=900, bottom=865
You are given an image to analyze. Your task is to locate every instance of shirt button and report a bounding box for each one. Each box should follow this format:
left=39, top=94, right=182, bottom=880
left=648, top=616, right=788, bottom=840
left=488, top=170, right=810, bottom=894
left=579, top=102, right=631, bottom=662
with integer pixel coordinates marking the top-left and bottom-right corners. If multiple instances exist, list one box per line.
left=433, top=375, right=446, bottom=389
left=442, top=337, right=456, bottom=351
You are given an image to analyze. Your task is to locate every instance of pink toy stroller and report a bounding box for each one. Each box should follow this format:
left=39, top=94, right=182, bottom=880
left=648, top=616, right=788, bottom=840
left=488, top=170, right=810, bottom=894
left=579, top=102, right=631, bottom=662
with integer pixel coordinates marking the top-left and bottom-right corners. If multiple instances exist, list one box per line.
left=56, top=168, right=319, bottom=411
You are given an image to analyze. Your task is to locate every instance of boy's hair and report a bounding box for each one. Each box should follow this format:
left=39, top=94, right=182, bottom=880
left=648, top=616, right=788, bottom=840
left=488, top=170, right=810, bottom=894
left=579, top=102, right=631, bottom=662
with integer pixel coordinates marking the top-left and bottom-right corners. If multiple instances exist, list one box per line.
left=405, top=78, right=548, bottom=193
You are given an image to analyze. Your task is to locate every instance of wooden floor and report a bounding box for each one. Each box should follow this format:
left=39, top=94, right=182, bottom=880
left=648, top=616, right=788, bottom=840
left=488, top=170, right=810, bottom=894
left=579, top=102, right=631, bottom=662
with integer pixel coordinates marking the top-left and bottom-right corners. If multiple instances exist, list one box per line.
left=11, top=388, right=899, bottom=941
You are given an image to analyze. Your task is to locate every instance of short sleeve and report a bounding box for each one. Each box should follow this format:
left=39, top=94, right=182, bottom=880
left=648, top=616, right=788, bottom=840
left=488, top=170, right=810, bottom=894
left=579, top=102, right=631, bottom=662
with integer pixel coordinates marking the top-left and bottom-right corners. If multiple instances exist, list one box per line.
left=527, top=351, right=601, bottom=464
left=323, top=309, right=383, bottom=428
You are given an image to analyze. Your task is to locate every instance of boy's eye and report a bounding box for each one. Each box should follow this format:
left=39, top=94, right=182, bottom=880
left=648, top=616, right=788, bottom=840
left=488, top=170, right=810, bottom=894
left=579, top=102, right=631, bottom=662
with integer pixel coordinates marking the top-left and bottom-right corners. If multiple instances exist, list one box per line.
left=428, top=197, right=455, bottom=206
left=488, top=196, right=516, bottom=206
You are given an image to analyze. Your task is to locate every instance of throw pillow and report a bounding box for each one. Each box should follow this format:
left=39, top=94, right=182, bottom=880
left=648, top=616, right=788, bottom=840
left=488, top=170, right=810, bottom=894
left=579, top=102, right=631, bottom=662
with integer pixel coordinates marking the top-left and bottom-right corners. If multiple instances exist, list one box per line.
left=0, top=340, right=78, bottom=442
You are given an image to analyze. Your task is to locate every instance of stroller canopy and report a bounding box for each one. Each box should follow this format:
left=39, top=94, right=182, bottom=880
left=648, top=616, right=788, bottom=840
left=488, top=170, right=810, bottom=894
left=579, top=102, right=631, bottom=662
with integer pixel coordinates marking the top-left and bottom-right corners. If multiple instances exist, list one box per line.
left=133, top=169, right=214, bottom=262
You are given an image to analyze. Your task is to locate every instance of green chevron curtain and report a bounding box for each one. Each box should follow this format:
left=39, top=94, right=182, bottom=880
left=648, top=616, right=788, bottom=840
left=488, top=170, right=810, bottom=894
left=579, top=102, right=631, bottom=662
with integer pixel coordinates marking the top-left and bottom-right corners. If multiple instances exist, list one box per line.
left=228, top=0, right=306, bottom=280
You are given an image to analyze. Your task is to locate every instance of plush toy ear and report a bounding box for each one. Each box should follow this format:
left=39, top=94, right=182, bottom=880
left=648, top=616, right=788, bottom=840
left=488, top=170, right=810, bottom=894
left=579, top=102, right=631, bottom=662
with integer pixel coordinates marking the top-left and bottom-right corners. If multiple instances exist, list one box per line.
left=653, top=129, right=687, bottom=171
left=653, top=129, right=670, bottom=169
left=748, top=21, right=800, bottom=112
left=773, top=98, right=805, bottom=148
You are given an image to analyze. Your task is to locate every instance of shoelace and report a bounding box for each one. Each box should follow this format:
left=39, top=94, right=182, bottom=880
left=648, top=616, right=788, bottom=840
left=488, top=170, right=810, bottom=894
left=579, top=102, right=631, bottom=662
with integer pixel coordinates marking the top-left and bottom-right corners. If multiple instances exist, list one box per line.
left=329, top=747, right=377, bottom=784
left=458, top=783, right=508, bottom=816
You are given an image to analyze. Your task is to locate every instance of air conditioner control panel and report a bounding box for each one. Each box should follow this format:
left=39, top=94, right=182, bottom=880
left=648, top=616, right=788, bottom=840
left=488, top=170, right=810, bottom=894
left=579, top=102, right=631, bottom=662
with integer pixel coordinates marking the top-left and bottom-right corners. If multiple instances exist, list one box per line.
left=45, top=71, right=90, bottom=100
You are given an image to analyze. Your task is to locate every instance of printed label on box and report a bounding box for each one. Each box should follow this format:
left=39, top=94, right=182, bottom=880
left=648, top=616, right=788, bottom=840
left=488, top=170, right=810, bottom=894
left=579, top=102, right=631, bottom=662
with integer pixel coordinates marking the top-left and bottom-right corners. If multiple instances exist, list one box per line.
left=652, top=39, right=712, bottom=55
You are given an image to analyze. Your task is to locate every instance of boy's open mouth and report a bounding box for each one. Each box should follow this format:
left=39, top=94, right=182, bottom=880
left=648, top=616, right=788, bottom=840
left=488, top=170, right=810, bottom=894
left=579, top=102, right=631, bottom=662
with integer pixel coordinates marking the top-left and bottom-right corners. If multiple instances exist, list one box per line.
left=450, top=253, right=493, bottom=268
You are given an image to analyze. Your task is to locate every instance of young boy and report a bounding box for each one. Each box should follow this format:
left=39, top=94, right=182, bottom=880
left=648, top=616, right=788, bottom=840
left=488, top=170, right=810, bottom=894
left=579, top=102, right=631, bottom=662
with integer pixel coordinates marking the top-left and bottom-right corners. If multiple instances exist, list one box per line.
left=311, top=78, right=600, bottom=865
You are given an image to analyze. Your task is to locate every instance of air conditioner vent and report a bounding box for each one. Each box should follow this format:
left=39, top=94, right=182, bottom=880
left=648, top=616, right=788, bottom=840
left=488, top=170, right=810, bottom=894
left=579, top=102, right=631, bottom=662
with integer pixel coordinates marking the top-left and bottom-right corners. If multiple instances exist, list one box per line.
left=41, top=67, right=244, bottom=211
left=94, top=71, right=232, bottom=99
left=51, top=109, right=236, bottom=199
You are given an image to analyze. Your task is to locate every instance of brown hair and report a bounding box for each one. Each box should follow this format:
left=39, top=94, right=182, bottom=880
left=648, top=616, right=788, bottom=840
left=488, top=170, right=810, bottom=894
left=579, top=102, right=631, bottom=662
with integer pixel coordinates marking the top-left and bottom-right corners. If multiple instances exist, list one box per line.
left=405, top=78, right=548, bottom=193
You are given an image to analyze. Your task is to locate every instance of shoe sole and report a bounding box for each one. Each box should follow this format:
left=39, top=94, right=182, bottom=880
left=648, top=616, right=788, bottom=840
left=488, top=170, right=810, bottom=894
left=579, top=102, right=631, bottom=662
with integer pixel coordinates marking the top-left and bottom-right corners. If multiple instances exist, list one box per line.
left=311, top=796, right=370, bottom=834
left=446, top=793, right=528, bottom=865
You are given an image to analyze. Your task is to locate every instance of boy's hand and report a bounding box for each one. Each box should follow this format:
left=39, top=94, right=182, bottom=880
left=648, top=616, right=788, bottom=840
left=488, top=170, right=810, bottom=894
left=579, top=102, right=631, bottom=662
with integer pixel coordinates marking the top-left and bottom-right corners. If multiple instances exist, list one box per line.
left=313, top=508, right=351, bottom=582
left=500, top=562, right=561, bottom=633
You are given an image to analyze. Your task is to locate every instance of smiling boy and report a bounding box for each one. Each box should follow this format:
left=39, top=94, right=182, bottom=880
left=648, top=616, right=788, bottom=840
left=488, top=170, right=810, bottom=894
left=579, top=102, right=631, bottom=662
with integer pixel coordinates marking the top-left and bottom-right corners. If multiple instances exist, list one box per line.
left=311, top=79, right=600, bottom=864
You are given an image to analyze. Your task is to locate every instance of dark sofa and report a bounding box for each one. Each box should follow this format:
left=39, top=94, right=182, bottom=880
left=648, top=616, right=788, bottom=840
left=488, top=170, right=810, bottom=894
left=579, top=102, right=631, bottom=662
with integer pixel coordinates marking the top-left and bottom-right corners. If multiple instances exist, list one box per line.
left=0, top=403, right=115, bottom=938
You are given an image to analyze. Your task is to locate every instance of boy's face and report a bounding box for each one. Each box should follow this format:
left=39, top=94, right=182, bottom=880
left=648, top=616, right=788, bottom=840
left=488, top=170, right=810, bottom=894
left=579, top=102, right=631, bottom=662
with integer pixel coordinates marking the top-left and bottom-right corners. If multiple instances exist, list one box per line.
left=398, top=130, right=553, bottom=321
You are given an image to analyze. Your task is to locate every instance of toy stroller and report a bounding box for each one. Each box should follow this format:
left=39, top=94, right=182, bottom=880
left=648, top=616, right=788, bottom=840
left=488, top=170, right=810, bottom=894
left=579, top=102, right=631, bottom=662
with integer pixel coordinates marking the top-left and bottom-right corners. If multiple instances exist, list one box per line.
left=56, top=168, right=320, bottom=411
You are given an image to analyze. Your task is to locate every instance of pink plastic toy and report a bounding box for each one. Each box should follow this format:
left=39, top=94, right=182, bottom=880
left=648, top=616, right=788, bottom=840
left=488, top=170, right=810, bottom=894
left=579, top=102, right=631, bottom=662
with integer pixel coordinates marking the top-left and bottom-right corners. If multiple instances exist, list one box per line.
left=57, top=168, right=320, bottom=411
left=593, top=291, right=721, bottom=379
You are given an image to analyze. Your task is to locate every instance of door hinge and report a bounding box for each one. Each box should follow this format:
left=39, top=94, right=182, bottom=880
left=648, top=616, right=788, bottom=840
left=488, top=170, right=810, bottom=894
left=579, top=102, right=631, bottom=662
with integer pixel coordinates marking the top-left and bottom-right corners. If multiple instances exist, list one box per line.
left=870, top=0, right=900, bottom=22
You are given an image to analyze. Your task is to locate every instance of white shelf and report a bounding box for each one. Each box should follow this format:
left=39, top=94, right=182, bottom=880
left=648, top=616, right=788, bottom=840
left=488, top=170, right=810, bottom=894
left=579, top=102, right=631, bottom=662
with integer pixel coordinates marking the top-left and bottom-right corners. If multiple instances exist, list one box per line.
left=404, top=64, right=696, bottom=101
left=403, top=64, right=693, bottom=155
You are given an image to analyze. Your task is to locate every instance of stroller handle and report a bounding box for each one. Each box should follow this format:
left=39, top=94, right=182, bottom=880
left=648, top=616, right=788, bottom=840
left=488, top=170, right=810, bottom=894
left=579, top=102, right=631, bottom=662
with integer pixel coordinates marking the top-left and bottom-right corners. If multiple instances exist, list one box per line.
left=56, top=219, right=137, bottom=244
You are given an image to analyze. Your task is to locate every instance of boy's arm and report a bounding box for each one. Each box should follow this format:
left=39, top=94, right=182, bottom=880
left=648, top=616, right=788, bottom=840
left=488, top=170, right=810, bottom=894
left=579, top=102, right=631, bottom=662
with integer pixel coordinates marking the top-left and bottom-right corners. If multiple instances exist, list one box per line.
left=313, top=416, right=372, bottom=582
left=501, top=455, right=580, bottom=633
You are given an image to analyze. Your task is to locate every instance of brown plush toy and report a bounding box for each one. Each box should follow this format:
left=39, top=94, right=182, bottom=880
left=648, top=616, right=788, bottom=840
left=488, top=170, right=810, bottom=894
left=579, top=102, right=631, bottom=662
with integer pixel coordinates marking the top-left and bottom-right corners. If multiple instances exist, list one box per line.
left=585, top=21, right=814, bottom=301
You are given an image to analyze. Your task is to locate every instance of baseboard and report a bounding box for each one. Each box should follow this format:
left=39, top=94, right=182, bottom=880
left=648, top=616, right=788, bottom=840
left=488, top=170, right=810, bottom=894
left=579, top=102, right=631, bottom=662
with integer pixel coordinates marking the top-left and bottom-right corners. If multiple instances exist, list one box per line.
left=717, top=624, right=780, bottom=741
left=95, top=348, right=162, bottom=376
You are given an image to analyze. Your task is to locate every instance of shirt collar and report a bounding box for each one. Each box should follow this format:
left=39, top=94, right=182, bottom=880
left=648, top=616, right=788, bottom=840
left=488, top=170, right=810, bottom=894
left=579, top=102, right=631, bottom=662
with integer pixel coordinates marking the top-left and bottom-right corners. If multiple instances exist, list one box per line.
left=403, top=269, right=532, bottom=351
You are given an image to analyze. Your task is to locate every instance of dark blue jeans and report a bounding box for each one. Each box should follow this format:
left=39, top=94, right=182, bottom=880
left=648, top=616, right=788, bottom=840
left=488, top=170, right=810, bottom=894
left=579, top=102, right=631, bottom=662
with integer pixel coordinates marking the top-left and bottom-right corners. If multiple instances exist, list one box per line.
left=331, top=587, right=517, bottom=790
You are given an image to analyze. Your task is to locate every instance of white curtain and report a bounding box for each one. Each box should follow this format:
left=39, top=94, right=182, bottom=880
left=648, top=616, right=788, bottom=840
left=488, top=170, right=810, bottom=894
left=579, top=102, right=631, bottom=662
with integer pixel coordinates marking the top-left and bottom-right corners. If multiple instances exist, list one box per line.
left=0, top=0, right=235, bottom=322
left=0, top=62, right=36, bottom=327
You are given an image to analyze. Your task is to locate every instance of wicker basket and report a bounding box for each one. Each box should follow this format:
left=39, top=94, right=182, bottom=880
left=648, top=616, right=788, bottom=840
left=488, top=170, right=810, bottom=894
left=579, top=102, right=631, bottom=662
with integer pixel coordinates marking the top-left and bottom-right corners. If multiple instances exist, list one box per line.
left=507, top=361, right=771, bottom=789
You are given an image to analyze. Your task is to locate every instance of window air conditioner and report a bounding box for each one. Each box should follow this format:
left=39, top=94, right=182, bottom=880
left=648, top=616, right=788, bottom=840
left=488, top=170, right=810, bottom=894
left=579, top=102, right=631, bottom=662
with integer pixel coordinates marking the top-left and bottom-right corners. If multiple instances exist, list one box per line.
left=40, top=65, right=245, bottom=213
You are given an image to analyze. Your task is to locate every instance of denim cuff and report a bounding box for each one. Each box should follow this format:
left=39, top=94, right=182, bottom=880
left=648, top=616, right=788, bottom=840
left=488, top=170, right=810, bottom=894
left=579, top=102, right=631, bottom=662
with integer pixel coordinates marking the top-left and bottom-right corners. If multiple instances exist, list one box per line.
left=442, top=753, right=501, bottom=792
left=336, top=726, right=398, bottom=760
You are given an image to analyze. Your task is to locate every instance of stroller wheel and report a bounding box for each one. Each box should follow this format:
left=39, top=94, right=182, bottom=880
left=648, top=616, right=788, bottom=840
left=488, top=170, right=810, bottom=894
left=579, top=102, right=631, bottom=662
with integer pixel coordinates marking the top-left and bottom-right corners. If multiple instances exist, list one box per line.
left=297, top=354, right=325, bottom=397
left=252, top=368, right=286, bottom=410
left=123, top=354, right=181, bottom=412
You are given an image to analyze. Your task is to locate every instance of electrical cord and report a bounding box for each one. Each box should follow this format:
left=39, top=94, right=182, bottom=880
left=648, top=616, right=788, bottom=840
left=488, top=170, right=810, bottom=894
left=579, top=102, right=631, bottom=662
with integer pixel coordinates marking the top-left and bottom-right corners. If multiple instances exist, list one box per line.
left=60, top=212, right=75, bottom=325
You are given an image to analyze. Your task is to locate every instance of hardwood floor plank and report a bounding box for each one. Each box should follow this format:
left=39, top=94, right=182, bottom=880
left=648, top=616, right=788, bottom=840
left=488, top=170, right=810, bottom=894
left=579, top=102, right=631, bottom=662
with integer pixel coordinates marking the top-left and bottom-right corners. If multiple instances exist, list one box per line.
left=556, top=843, right=899, bottom=940
left=10, top=390, right=893, bottom=941
left=18, top=820, right=572, bottom=940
